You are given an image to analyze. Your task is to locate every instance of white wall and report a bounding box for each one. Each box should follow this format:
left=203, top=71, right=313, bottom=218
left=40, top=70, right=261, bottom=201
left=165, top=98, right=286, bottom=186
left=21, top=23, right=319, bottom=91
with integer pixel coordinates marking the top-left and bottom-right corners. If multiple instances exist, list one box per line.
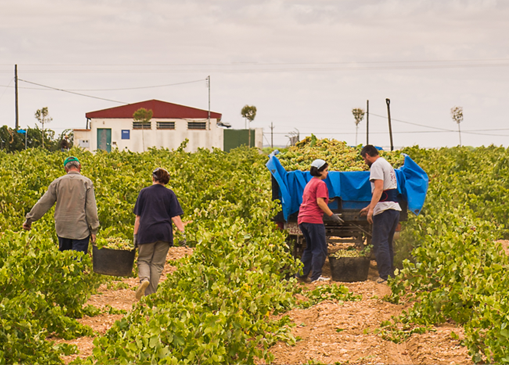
left=74, top=119, right=264, bottom=152
left=74, top=118, right=224, bottom=153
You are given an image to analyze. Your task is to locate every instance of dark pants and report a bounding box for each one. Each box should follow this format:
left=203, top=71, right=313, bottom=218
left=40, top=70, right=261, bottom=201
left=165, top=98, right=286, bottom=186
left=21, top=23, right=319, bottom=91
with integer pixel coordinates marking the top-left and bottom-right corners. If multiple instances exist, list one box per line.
left=58, top=236, right=90, bottom=254
left=372, top=210, right=400, bottom=280
left=299, top=223, right=327, bottom=281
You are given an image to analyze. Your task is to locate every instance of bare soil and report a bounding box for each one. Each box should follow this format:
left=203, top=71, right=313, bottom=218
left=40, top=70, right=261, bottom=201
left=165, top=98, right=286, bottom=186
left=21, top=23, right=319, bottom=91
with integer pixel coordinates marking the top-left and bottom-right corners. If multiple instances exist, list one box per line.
left=499, top=239, right=509, bottom=256
left=266, top=257, right=471, bottom=364
left=53, top=246, right=193, bottom=364
left=54, top=245, right=475, bottom=364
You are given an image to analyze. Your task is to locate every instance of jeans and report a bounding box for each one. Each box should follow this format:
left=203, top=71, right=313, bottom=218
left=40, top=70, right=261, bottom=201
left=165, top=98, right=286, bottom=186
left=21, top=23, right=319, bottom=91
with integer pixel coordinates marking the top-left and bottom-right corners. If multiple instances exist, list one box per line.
left=137, top=240, right=171, bottom=296
left=299, top=223, right=327, bottom=281
left=58, top=236, right=90, bottom=254
left=372, top=209, right=400, bottom=280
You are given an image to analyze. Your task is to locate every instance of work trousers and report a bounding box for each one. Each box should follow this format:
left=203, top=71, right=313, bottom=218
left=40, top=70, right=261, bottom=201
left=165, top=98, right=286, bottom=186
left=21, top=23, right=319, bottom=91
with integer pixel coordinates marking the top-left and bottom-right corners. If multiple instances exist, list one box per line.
left=372, top=209, right=400, bottom=280
left=299, top=222, right=327, bottom=282
left=137, top=240, right=171, bottom=296
left=58, top=236, right=90, bottom=254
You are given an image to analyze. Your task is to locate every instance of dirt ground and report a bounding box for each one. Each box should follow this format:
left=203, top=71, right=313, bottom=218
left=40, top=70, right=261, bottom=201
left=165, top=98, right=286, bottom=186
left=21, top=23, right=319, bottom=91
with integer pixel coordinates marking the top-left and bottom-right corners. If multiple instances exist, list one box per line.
left=54, top=244, right=478, bottom=364
left=53, top=246, right=193, bottom=364
left=266, top=257, right=471, bottom=364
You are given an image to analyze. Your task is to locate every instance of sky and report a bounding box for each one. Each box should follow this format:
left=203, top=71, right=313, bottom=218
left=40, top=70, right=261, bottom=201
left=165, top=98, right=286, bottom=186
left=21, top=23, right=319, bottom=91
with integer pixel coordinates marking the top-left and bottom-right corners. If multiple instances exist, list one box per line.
left=1, top=0, right=508, bottom=149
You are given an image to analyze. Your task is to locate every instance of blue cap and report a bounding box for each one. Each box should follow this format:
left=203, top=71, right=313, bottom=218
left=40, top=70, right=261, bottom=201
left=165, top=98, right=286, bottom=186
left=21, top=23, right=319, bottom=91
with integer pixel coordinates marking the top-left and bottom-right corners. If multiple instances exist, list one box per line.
left=311, top=159, right=326, bottom=169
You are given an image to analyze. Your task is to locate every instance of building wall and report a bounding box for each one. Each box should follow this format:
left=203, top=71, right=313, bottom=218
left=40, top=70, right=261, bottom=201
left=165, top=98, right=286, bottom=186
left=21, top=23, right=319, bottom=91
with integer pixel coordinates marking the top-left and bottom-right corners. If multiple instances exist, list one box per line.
left=74, top=119, right=263, bottom=153
left=74, top=118, right=224, bottom=153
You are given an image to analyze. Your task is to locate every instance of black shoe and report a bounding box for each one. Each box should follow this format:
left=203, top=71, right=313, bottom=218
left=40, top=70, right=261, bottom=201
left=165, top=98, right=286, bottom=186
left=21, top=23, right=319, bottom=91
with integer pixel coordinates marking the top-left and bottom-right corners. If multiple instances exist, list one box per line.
left=295, top=274, right=311, bottom=283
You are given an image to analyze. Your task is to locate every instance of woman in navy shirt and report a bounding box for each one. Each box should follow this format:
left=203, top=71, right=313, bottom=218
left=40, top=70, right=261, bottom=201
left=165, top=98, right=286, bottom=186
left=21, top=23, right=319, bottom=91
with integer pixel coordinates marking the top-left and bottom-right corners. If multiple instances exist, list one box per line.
left=133, top=167, right=185, bottom=299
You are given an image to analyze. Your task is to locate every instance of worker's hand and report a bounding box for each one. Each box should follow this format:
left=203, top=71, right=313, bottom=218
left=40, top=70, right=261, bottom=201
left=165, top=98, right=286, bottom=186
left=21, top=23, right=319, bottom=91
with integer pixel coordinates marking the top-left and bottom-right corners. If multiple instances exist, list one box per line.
left=178, top=233, right=187, bottom=248
left=367, top=209, right=374, bottom=224
left=22, top=221, right=31, bottom=231
left=329, top=214, right=344, bottom=225
left=359, top=206, right=369, bottom=217
left=133, top=234, right=138, bottom=248
left=91, top=234, right=96, bottom=244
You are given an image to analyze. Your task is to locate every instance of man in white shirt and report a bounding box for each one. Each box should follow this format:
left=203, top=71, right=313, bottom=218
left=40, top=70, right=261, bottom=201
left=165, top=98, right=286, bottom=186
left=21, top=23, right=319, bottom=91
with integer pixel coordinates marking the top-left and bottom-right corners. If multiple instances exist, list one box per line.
left=360, top=145, right=401, bottom=283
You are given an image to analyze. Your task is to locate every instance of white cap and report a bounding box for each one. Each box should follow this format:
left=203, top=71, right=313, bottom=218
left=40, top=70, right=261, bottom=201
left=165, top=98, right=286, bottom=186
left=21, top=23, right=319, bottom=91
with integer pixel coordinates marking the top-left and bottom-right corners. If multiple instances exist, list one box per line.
left=311, top=159, right=326, bottom=169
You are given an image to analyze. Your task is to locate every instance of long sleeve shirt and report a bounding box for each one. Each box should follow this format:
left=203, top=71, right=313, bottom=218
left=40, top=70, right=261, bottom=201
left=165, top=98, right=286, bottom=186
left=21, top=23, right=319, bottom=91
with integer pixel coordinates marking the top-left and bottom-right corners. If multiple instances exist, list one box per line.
left=25, top=171, right=100, bottom=240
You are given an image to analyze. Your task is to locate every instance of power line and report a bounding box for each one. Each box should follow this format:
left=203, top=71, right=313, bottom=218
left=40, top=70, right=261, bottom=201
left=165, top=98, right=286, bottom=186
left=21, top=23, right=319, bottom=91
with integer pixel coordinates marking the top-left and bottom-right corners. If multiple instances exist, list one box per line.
left=1, top=78, right=206, bottom=91
left=268, top=130, right=509, bottom=137
left=1, top=57, right=508, bottom=67
left=68, top=79, right=206, bottom=91
left=18, top=79, right=127, bottom=104
left=369, top=112, right=455, bottom=132
left=1, top=62, right=509, bottom=75
left=0, top=77, right=13, bottom=103
left=367, top=113, right=509, bottom=136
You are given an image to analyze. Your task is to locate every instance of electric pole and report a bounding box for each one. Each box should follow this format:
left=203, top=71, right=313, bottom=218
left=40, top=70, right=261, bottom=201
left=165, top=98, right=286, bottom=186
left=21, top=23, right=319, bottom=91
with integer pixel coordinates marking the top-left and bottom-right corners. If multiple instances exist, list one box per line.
left=386, top=98, right=394, bottom=151
left=15, top=65, right=19, bottom=130
left=366, top=100, right=369, bottom=145
left=207, top=76, right=210, bottom=130
left=270, top=122, right=274, bottom=148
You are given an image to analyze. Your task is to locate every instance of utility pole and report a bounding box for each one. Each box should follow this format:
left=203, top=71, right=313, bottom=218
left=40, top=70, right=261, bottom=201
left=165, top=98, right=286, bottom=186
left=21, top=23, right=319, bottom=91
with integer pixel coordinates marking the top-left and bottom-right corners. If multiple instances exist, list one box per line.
left=386, top=98, right=394, bottom=151
left=207, top=76, right=210, bottom=130
left=15, top=65, right=19, bottom=130
left=366, top=100, right=369, bottom=145
left=270, top=122, right=274, bottom=148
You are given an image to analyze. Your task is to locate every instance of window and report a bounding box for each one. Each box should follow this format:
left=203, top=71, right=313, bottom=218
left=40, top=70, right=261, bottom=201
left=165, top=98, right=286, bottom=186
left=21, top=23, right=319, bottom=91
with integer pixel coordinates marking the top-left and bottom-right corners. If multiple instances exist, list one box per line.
left=157, top=121, right=175, bottom=130
left=187, top=121, right=207, bottom=130
left=133, top=121, right=151, bottom=129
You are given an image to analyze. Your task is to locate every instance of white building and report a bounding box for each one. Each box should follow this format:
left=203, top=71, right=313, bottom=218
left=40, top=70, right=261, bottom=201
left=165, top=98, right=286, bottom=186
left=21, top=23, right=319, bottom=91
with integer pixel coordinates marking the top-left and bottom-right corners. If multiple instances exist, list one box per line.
left=73, top=99, right=261, bottom=153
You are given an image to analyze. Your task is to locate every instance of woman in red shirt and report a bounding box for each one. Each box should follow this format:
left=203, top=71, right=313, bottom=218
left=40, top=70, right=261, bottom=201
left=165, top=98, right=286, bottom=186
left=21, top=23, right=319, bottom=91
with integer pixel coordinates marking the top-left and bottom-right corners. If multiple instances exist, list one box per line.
left=297, top=159, right=342, bottom=282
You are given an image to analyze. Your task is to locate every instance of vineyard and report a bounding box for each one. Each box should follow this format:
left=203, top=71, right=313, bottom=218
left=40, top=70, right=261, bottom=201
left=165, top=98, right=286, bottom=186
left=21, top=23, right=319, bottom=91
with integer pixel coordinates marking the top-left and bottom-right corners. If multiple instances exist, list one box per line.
left=0, top=140, right=508, bottom=363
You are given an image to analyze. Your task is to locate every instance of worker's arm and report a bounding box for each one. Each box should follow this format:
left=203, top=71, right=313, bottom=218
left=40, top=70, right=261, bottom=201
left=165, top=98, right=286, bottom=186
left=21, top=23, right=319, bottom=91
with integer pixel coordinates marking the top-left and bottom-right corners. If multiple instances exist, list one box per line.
left=317, top=197, right=334, bottom=217
left=360, top=179, right=384, bottom=224
left=85, top=183, right=100, bottom=243
left=23, top=182, right=58, bottom=230
left=172, top=216, right=185, bottom=233
left=134, top=215, right=140, bottom=234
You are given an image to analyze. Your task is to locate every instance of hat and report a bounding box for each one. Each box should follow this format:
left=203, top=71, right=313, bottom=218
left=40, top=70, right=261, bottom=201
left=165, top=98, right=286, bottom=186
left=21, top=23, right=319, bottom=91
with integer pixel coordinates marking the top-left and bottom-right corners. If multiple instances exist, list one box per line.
left=311, top=159, right=326, bottom=169
left=63, top=156, right=80, bottom=167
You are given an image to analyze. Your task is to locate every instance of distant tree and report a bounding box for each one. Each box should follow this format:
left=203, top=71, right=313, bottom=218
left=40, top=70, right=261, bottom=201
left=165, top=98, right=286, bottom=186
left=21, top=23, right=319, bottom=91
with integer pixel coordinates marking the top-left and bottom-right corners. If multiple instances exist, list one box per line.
left=352, top=108, right=365, bottom=145
left=133, top=108, right=153, bottom=152
left=0, top=125, right=59, bottom=152
left=241, top=105, right=257, bottom=124
left=34, top=107, right=52, bottom=149
left=241, top=105, right=257, bottom=147
left=451, top=106, right=463, bottom=146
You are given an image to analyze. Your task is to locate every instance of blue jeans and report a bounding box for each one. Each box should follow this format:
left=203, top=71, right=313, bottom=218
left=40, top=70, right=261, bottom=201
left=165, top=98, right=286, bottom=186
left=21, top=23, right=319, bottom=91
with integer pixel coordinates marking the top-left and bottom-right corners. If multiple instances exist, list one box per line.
left=372, top=210, right=400, bottom=280
left=58, top=236, right=90, bottom=254
left=299, top=223, right=327, bottom=281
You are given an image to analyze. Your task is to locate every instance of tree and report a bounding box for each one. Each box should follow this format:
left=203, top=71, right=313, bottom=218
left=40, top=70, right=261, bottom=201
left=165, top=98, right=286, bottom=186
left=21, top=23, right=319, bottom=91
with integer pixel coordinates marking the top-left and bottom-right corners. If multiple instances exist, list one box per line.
left=451, top=106, right=463, bottom=146
left=351, top=108, right=365, bottom=145
left=241, top=105, right=257, bottom=147
left=34, top=107, right=52, bottom=149
left=133, top=108, right=153, bottom=152
left=0, top=125, right=59, bottom=152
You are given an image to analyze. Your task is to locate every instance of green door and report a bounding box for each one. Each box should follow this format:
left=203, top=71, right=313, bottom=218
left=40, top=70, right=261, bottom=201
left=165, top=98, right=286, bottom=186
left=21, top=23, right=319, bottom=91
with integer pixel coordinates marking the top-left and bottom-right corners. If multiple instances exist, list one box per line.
left=97, top=129, right=111, bottom=152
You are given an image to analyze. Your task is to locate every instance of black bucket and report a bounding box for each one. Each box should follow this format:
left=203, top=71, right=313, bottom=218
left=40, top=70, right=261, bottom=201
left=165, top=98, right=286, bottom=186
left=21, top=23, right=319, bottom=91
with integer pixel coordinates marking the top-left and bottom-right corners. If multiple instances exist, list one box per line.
left=92, top=245, right=136, bottom=277
left=328, top=256, right=370, bottom=282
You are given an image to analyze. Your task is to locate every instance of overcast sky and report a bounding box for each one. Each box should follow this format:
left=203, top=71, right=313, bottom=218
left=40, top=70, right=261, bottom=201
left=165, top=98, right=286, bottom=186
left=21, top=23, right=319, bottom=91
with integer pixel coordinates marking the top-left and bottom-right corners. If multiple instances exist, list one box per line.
left=1, top=0, right=508, bottom=148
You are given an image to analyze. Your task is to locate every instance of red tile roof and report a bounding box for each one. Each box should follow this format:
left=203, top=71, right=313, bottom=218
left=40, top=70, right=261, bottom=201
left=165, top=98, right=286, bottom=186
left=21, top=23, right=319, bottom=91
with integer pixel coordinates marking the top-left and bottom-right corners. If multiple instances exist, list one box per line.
left=85, top=99, right=221, bottom=120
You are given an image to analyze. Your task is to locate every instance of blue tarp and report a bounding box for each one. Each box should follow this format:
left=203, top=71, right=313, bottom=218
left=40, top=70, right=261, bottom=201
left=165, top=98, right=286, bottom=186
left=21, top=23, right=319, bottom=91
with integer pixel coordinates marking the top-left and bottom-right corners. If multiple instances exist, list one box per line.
left=266, top=153, right=429, bottom=221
